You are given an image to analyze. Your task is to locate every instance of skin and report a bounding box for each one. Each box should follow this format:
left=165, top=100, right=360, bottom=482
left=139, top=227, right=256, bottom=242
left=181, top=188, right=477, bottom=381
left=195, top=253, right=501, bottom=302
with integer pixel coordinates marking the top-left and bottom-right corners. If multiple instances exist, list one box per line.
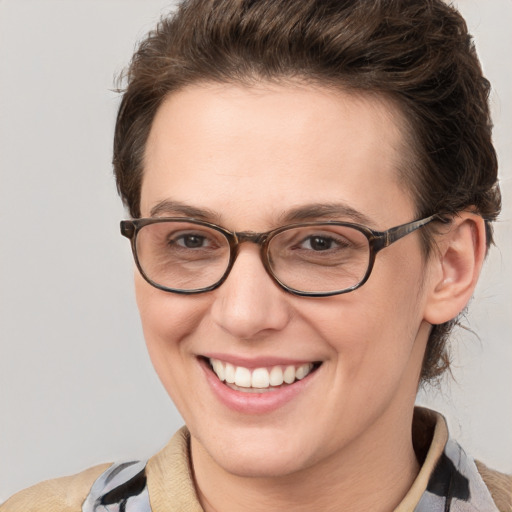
left=136, top=82, right=486, bottom=511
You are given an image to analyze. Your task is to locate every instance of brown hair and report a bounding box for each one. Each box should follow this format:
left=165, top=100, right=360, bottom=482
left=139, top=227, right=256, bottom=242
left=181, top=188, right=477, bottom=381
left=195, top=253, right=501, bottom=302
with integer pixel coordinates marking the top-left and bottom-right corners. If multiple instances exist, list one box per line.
left=114, top=0, right=501, bottom=382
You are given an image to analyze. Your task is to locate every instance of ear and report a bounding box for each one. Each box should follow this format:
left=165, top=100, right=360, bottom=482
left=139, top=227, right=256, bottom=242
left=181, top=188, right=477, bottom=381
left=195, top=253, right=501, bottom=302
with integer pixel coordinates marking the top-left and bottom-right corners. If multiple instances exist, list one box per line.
left=423, top=212, right=487, bottom=325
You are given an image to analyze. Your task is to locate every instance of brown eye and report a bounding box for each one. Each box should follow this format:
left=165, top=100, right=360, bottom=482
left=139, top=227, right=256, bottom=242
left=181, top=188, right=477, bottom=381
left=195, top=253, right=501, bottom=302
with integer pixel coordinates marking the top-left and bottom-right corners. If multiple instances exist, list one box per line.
left=301, top=236, right=335, bottom=251
left=174, top=234, right=209, bottom=249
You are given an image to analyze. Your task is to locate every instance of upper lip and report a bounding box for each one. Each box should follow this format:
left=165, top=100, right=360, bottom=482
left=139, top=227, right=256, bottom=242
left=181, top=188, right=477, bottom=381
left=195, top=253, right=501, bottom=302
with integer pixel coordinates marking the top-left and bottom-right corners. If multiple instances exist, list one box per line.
left=200, top=353, right=321, bottom=369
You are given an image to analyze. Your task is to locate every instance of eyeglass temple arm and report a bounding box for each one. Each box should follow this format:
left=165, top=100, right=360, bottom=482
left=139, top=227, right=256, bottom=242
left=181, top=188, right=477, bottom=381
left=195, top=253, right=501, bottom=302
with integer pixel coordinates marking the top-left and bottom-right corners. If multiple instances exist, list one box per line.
left=376, top=214, right=448, bottom=250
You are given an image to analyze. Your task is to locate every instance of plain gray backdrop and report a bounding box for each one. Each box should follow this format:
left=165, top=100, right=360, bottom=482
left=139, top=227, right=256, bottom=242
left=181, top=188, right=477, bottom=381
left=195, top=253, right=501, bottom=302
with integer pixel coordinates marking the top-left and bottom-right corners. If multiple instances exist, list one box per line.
left=0, top=0, right=511, bottom=500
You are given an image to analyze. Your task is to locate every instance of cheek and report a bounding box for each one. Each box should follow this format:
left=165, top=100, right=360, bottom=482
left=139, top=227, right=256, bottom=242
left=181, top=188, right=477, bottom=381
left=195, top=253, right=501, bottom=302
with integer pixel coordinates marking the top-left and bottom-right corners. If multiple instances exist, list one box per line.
left=135, top=272, right=205, bottom=334
left=302, top=252, right=427, bottom=381
left=134, top=274, right=208, bottom=384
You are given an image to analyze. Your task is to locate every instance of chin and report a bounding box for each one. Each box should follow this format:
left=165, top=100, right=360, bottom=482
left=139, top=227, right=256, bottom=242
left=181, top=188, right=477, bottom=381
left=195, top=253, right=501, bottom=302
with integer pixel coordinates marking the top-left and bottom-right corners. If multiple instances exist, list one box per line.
left=215, top=448, right=311, bottom=479
left=194, top=425, right=321, bottom=479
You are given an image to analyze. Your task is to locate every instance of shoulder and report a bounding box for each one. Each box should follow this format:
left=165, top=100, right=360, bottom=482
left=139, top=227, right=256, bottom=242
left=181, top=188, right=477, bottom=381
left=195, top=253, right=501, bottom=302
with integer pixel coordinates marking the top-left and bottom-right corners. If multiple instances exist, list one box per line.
left=475, top=460, right=512, bottom=512
left=0, top=428, right=194, bottom=512
left=409, top=408, right=511, bottom=511
left=0, top=463, right=110, bottom=512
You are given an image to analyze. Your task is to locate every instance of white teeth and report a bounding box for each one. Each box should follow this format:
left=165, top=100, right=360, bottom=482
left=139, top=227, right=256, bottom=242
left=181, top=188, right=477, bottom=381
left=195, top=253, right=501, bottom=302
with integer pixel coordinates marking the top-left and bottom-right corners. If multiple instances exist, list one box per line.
left=251, top=368, right=270, bottom=388
left=283, top=365, right=296, bottom=384
left=234, top=366, right=252, bottom=388
left=295, top=364, right=309, bottom=380
left=225, top=363, right=236, bottom=384
left=209, top=359, right=315, bottom=390
left=269, top=366, right=284, bottom=386
left=211, top=359, right=225, bottom=381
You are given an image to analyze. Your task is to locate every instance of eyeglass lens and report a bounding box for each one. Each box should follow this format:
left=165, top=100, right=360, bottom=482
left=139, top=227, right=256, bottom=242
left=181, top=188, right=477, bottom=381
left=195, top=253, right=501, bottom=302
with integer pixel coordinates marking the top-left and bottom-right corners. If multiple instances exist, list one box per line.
left=134, top=221, right=371, bottom=294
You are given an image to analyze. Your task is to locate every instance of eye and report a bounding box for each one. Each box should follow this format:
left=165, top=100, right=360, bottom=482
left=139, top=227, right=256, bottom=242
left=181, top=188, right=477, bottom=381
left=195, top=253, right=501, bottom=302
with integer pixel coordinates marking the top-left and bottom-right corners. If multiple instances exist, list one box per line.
left=300, top=236, right=338, bottom=251
left=298, top=234, right=349, bottom=252
left=174, top=233, right=211, bottom=249
left=163, top=225, right=227, bottom=253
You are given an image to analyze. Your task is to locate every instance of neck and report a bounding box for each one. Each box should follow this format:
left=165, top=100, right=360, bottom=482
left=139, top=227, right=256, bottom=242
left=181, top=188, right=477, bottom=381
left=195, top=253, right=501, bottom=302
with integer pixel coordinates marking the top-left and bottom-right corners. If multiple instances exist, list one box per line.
left=191, top=404, right=420, bottom=512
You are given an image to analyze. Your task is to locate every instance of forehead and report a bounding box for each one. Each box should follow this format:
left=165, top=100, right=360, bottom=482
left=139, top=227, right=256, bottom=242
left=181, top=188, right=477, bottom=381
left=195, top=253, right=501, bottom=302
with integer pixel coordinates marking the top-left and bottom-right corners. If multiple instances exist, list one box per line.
left=141, top=82, right=415, bottom=228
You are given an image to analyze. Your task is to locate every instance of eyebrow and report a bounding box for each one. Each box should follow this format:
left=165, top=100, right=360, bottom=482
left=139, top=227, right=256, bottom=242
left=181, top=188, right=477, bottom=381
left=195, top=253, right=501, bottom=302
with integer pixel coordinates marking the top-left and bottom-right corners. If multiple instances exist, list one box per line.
left=280, top=203, right=375, bottom=226
left=149, top=199, right=375, bottom=227
left=149, top=200, right=222, bottom=222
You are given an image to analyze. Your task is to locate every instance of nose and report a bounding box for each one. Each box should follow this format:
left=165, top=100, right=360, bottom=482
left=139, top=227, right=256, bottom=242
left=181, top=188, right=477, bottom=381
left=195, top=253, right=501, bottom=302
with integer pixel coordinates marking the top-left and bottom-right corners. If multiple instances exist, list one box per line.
left=209, top=245, right=291, bottom=340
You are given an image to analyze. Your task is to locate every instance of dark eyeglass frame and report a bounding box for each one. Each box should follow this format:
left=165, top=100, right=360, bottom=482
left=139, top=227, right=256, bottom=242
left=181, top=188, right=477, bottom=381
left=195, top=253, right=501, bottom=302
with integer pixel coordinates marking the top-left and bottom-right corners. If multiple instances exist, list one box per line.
left=120, top=214, right=444, bottom=297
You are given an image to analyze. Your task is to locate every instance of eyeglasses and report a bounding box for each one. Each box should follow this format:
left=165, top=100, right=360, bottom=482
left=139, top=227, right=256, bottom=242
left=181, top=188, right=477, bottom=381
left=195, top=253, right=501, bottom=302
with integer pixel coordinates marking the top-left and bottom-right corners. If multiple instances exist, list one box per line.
left=120, top=215, right=441, bottom=297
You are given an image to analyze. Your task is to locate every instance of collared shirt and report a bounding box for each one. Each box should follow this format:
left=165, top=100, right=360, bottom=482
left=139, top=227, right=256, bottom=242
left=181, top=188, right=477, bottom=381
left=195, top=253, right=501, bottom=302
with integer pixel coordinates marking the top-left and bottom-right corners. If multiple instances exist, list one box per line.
left=2, top=408, right=508, bottom=511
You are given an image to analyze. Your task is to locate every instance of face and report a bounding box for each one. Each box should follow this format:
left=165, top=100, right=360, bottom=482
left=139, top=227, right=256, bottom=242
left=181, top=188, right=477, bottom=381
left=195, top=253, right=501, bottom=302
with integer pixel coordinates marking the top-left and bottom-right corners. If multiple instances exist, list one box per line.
left=137, top=82, right=433, bottom=478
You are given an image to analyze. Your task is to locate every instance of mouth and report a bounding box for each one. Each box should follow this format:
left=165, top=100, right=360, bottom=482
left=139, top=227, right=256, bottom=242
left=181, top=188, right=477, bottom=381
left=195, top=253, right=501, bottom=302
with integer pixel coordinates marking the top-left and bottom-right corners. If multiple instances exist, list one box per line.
left=205, top=357, right=321, bottom=394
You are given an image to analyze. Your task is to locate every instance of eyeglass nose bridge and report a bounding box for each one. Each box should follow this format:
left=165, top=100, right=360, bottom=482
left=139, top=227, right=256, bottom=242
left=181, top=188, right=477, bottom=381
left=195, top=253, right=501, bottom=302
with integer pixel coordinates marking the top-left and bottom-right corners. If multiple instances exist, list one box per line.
left=229, top=230, right=272, bottom=264
left=233, top=231, right=269, bottom=245
left=222, top=230, right=276, bottom=287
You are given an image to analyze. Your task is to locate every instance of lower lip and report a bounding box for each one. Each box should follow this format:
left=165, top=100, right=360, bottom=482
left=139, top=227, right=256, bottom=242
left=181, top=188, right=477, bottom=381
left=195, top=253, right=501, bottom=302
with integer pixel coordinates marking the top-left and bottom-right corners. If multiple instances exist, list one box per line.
left=199, top=359, right=318, bottom=415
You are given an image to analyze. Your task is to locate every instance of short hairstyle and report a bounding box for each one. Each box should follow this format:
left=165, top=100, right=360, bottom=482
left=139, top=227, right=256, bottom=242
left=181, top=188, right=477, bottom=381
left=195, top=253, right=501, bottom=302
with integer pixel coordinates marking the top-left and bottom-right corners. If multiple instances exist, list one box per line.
left=114, top=0, right=501, bottom=383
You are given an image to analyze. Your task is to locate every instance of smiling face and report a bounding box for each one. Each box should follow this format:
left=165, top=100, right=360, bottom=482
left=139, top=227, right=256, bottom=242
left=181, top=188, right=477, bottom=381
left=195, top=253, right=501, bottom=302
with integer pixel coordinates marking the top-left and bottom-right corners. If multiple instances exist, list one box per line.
left=137, top=82, right=434, bottom=479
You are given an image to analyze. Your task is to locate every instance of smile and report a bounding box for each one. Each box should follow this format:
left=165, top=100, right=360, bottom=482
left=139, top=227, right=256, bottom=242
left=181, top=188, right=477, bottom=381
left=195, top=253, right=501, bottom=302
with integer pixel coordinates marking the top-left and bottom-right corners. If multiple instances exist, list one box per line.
left=208, top=358, right=318, bottom=392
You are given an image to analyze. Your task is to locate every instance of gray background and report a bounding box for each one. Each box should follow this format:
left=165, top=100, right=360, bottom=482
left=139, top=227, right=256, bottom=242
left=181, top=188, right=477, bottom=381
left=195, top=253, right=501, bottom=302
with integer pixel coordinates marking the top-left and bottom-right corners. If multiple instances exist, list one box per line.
left=0, top=0, right=510, bottom=500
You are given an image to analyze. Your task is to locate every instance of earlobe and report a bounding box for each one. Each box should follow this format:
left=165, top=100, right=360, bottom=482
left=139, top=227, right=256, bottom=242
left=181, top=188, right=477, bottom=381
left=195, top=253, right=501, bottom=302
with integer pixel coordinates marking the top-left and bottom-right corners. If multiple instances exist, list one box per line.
left=423, top=213, right=487, bottom=325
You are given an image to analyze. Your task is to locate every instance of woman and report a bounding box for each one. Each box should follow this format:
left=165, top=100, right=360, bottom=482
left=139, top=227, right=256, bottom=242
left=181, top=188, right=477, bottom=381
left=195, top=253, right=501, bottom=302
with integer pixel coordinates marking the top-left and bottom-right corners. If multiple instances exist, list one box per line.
left=2, top=0, right=510, bottom=510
